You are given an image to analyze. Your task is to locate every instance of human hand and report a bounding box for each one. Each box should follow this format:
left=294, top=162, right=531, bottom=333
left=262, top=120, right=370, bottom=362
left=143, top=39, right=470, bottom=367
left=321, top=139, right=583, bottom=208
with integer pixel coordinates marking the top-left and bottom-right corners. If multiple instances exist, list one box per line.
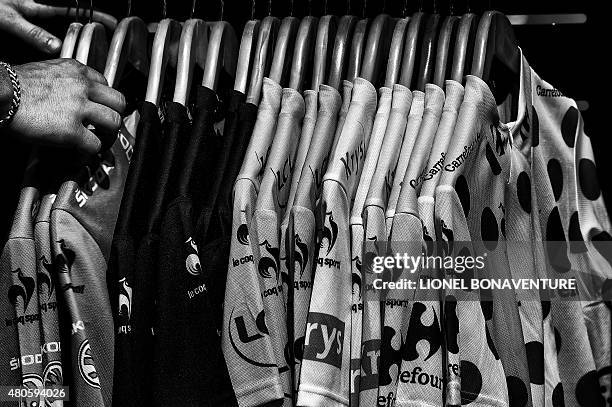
left=7, top=59, right=126, bottom=154
left=0, top=0, right=117, bottom=54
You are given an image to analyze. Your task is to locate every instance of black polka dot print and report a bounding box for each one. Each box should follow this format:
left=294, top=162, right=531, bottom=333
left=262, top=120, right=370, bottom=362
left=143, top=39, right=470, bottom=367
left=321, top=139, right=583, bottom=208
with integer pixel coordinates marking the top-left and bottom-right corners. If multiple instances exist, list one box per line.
left=460, top=360, right=483, bottom=404
left=547, top=158, right=563, bottom=202
left=517, top=171, right=532, bottom=213
left=546, top=207, right=570, bottom=273
left=554, top=327, right=562, bottom=354
left=561, top=106, right=578, bottom=148
left=485, top=142, right=502, bottom=175
left=506, top=375, right=529, bottom=407
left=481, top=207, right=499, bottom=251
left=455, top=175, right=470, bottom=218
left=591, top=231, right=612, bottom=272
left=552, top=383, right=564, bottom=407
left=531, top=106, right=539, bottom=147
left=525, top=341, right=544, bottom=385
left=568, top=212, right=587, bottom=253
left=575, top=370, right=606, bottom=407
left=578, top=158, right=601, bottom=200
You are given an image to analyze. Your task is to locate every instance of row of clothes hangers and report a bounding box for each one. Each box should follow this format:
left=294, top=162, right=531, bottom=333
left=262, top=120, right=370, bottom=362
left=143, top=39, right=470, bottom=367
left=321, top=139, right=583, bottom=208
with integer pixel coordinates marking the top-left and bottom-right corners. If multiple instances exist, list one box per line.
left=60, top=0, right=520, bottom=130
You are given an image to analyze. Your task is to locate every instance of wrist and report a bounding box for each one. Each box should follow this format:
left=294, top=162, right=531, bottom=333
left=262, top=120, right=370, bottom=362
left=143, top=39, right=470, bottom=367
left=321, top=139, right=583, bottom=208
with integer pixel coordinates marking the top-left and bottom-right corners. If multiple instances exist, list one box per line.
left=0, top=61, right=21, bottom=128
left=0, top=63, right=11, bottom=119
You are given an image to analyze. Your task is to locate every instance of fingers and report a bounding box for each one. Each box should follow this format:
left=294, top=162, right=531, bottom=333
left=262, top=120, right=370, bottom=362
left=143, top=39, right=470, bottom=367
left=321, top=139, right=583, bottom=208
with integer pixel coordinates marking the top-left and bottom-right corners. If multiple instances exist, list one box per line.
left=22, top=2, right=118, bottom=31
left=5, top=13, right=61, bottom=54
left=83, top=102, right=123, bottom=136
left=83, top=65, right=108, bottom=86
left=89, top=82, right=126, bottom=114
left=76, top=126, right=102, bottom=155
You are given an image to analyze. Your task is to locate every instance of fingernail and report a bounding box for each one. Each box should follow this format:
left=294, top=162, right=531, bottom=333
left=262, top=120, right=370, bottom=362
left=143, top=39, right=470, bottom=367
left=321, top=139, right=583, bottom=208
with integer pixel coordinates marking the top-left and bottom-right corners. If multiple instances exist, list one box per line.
left=47, top=37, right=61, bottom=52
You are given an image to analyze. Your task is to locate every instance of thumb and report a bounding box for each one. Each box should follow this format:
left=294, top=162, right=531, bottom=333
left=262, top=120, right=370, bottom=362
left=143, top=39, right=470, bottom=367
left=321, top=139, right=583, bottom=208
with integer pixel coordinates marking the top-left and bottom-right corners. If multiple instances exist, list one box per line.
left=9, top=14, right=62, bottom=54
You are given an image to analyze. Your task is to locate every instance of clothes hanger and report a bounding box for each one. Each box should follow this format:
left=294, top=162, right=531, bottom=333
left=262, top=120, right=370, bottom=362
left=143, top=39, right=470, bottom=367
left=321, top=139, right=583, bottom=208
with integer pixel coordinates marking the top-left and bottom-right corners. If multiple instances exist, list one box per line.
left=172, top=5, right=208, bottom=106
left=245, top=7, right=280, bottom=105
left=360, top=12, right=394, bottom=85
left=398, top=10, right=424, bottom=87
left=144, top=8, right=182, bottom=106
left=104, top=6, right=149, bottom=89
left=288, top=14, right=317, bottom=92
left=432, top=0, right=459, bottom=87
left=269, top=16, right=299, bottom=88
left=384, top=13, right=410, bottom=88
left=61, top=18, right=83, bottom=59
left=449, top=2, right=478, bottom=83
left=471, top=10, right=520, bottom=110
left=415, top=0, right=441, bottom=91
left=60, top=1, right=83, bottom=58
left=234, top=18, right=261, bottom=94
left=202, top=0, right=238, bottom=92
left=346, top=0, right=369, bottom=83
left=75, top=0, right=108, bottom=73
left=327, top=0, right=357, bottom=90
left=311, top=0, right=337, bottom=91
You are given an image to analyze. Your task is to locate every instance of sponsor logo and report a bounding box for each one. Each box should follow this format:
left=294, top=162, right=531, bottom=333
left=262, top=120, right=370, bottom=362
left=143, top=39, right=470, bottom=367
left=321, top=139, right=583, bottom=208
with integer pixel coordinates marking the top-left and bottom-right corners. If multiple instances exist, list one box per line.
left=185, top=237, right=201, bottom=276
left=536, top=85, right=564, bottom=98
left=320, top=211, right=338, bottom=255
left=228, top=307, right=277, bottom=367
left=339, top=140, right=366, bottom=181
left=118, top=277, right=132, bottom=334
left=302, top=312, right=344, bottom=368
left=74, top=150, right=116, bottom=207
left=78, top=340, right=100, bottom=389
left=360, top=339, right=381, bottom=390
left=403, top=302, right=442, bottom=362
left=37, top=255, right=55, bottom=299
left=8, top=268, right=35, bottom=312
left=258, top=240, right=280, bottom=280
left=273, top=155, right=294, bottom=209
left=444, top=131, right=483, bottom=172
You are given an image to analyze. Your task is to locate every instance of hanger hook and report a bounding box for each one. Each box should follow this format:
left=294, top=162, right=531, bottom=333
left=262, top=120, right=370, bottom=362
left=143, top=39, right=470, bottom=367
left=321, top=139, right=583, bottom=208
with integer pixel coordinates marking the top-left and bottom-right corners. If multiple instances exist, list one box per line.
left=250, top=0, right=255, bottom=20
left=465, top=0, right=470, bottom=13
left=289, top=0, right=294, bottom=16
left=190, top=0, right=196, bottom=18
left=324, top=0, right=328, bottom=15
left=308, top=0, right=312, bottom=16
left=362, top=0, right=366, bottom=18
left=161, top=0, right=167, bottom=19
left=220, top=0, right=224, bottom=19
left=126, top=0, right=132, bottom=17
left=74, top=0, right=80, bottom=23
left=449, top=0, right=454, bottom=15
left=88, top=0, right=93, bottom=23
left=268, top=0, right=272, bottom=16
left=433, top=0, right=437, bottom=13
left=401, top=0, right=408, bottom=17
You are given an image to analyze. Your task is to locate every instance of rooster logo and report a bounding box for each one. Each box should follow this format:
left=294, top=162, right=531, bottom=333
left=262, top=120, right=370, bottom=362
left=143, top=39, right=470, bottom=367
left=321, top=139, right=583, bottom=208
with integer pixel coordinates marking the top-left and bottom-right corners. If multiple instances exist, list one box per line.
left=320, top=211, right=338, bottom=255
left=258, top=240, right=280, bottom=280
left=37, top=255, right=55, bottom=300
left=293, top=234, right=309, bottom=278
left=351, top=256, right=362, bottom=297
left=118, top=277, right=133, bottom=329
left=440, top=220, right=454, bottom=256
left=185, top=237, right=201, bottom=276
left=423, top=226, right=434, bottom=257
left=236, top=224, right=250, bottom=246
left=8, top=268, right=35, bottom=312
left=54, top=240, right=76, bottom=274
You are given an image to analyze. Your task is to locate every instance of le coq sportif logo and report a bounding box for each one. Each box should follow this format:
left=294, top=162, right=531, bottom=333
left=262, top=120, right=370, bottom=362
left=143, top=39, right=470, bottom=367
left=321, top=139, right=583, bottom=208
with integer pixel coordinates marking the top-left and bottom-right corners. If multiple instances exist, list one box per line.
left=8, top=268, right=35, bottom=312
left=320, top=210, right=338, bottom=255
left=291, top=233, right=309, bottom=279
left=38, top=255, right=55, bottom=299
left=258, top=240, right=280, bottom=280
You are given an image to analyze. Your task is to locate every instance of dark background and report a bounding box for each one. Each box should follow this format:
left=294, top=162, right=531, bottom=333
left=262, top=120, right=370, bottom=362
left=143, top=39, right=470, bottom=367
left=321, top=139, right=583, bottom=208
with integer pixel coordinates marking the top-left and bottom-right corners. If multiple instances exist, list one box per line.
left=0, top=0, right=607, bottom=238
